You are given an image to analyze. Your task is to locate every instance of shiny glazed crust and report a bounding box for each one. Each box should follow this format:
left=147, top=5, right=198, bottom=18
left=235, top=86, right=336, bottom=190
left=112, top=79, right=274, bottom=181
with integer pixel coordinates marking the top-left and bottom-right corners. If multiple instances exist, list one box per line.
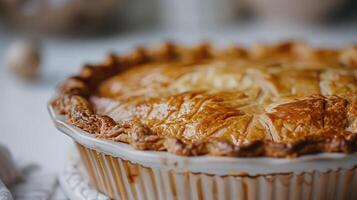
left=52, top=41, right=357, bottom=158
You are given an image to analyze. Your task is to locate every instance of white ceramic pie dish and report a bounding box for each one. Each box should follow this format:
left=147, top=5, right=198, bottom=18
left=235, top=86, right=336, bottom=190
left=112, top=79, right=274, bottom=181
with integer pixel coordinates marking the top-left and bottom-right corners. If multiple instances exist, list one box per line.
left=48, top=103, right=357, bottom=200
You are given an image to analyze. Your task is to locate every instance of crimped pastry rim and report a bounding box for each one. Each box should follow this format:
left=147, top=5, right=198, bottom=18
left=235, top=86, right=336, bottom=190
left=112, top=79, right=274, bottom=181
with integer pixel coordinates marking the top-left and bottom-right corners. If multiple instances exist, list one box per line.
left=49, top=102, right=357, bottom=175
left=50, top=42, right=357, bottom=158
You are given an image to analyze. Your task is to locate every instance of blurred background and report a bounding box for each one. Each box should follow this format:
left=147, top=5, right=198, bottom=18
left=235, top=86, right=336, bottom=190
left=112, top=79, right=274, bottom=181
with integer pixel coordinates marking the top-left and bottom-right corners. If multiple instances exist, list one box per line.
left=0, top=0, right=356, bottom=197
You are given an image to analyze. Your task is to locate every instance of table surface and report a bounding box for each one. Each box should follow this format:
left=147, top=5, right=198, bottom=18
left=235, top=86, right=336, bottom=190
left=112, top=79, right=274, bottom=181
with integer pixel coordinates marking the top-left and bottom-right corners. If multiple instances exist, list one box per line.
left=1, top=23, right=357, bottom=174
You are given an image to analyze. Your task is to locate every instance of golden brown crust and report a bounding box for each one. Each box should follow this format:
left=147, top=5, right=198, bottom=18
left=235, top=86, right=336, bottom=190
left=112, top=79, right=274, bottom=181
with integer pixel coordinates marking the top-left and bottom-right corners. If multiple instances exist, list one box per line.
left=52, top=41, right=357, bottom=158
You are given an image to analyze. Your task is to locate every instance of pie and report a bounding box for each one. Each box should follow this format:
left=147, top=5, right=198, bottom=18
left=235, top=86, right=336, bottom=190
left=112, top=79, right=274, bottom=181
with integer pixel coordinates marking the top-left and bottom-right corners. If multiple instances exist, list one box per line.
left=52, top=41, right=357, bottom=157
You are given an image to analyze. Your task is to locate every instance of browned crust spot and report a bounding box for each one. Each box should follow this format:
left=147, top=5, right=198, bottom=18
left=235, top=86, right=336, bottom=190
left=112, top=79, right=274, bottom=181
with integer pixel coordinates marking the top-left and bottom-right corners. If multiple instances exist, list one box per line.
left=51, top=41, right=357, bottom=158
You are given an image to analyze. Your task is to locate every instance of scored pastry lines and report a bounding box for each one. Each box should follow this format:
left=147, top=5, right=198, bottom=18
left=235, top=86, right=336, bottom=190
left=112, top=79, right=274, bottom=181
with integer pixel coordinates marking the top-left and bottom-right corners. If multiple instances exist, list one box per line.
left=97, top=58, right=355, bottom=144
left=258, top=114, right=277, bottom=142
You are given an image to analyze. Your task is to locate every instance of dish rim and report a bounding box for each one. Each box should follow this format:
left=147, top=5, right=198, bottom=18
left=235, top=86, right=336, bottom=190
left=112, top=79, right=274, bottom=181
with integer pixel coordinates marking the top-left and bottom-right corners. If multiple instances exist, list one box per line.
left=48, top=102, right=357, bottom=176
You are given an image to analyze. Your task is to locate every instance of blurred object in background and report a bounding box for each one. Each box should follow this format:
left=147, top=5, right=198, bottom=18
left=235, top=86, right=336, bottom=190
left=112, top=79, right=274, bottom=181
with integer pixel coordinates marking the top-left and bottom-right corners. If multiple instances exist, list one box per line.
left=159, top=0, right=241, bottom=30
left=0, top=0, right=355, bottom=35
left=5, top=39, right=41, bottom=81
left=245, top=0, right=345, bottom=24
left=0, top=144, right=22, bottom=187
left=0, top=0, right=120, bottom=35
left=117, top=0, right=158, bottom=30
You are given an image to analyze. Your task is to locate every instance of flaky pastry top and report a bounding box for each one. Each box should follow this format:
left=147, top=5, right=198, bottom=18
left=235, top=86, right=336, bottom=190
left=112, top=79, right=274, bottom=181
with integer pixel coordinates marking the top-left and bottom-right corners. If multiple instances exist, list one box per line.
left=52, top=41, right=357, bottom=157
